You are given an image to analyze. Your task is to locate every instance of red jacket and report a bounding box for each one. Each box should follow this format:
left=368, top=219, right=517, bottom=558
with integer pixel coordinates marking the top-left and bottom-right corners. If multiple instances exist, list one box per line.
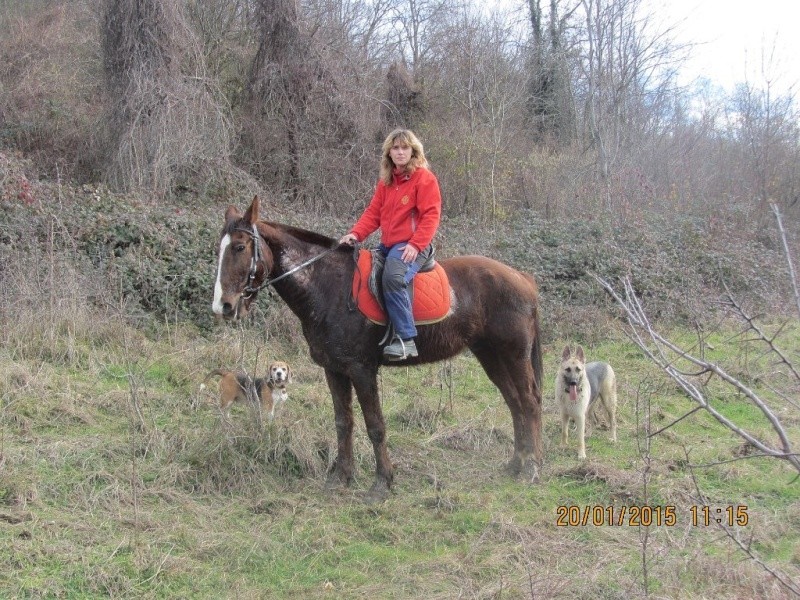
left=350, top=167, right=441, bottom=251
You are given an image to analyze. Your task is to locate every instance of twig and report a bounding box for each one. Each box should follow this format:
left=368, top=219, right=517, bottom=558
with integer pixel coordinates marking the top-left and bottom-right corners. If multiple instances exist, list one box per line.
left=684, top=448, right=800, bottom=597
left=720, top=279, right=800, bottom=385
left=771, top=202, right=800, bottom=318
left=138, top=544, right=175, bottom=586
left=646, top=405, right=703, bottom=438
left=688, top=452, right=800, bottom=468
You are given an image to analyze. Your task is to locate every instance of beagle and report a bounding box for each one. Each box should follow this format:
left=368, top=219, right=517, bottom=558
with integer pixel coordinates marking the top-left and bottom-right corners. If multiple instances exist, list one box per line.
left=202, top=362, right=291, bottom=420
left=266, top=361, right=292, bottom=411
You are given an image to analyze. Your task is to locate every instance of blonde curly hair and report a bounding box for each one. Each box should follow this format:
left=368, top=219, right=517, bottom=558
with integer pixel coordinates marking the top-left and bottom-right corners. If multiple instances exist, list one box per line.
left=379, top=128, right=429, bottom=186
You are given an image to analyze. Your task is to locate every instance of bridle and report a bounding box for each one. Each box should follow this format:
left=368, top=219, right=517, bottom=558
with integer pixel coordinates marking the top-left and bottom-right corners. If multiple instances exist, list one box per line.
left=233, top=224, right=336, bottom=300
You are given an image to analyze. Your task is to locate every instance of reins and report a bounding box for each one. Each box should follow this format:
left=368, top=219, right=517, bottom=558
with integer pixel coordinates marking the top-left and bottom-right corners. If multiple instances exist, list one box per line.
left=235, top=224, right=336, bottom=298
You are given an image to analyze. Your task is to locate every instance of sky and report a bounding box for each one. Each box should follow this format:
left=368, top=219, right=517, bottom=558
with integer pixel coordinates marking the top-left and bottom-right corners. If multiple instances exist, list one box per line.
left=649, top=0, right=800, bottom=93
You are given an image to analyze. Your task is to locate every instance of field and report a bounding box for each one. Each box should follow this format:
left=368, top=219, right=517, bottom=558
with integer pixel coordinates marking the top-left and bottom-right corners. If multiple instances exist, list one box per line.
left=2, top=0, right=800, bottom=595
left=2, top=309, right=799, bottom=599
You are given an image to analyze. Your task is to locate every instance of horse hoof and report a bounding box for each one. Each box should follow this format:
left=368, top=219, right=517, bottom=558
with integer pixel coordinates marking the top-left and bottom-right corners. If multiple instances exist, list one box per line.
left=504, top=457, right=523, bottom=476
left=364, top=480, right=390, bottom=504
left=521, top=461, right=541, bottom=484
left=325, top=470, right=352, bottom=491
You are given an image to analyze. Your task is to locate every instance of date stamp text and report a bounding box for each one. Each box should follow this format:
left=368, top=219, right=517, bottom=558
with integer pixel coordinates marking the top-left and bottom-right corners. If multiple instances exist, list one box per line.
left=555, top=505, right=749, bottom=527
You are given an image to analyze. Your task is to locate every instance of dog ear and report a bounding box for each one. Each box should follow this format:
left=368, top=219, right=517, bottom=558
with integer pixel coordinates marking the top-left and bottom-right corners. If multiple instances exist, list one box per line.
left=561, top=345, right=572, bottom=361
left=575, top=345, right=585, bottom=362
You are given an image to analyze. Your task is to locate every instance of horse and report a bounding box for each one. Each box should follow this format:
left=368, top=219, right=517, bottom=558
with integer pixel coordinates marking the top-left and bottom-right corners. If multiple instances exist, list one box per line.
left=212, top=196, right=544, bottom=502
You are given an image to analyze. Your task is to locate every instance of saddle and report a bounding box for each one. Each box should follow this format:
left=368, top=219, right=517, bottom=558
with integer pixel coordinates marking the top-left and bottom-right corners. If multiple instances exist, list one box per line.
left=351, top=248, right=452, bottom=326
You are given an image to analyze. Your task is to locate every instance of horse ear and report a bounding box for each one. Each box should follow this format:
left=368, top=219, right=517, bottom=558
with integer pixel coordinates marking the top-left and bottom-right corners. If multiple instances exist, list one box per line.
left=243, top=195, right=260, bottom=225
left=224, top=205, right=241, bottom=224
left=561, top=345, right=571, bottom=361
left=575, top=345, right=585, bottom=362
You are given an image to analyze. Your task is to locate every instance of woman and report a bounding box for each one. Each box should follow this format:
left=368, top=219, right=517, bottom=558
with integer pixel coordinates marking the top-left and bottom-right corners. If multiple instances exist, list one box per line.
left=339, top=128, right=442, bottom=360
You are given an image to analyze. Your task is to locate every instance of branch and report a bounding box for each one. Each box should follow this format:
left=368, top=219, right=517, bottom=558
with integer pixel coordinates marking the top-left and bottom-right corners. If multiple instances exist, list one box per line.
left=593, top=273, right=800, bottom=475
left=684, top=448, right=800, bottom=597
left=720, top=278, right=800, bottom=404
left=771, top=202, right=800, bottom=318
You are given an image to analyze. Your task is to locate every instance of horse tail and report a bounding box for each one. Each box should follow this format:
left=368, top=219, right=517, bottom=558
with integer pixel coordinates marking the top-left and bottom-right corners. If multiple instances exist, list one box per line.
left=531, top=311, right=544, bottom=401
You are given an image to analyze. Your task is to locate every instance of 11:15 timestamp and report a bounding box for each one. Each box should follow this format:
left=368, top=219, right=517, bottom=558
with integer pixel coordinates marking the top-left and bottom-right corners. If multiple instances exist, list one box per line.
left=690, top=505, right=749, bottom=527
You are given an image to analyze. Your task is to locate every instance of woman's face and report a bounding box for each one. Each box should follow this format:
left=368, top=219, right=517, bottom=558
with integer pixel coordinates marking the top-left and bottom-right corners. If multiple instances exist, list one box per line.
left=388, top=140, right=412, bottom=169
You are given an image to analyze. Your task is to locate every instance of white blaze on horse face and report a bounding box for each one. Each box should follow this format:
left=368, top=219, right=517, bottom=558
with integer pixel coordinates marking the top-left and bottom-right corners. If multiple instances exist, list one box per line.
left=212, top=233, right=232, bottom=315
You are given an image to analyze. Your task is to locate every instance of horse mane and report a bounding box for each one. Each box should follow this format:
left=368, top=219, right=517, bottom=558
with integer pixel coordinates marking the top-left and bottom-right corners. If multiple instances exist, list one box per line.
left=223, top=217, right=338, bottom=250
left=267, top=222, right=338, bottom=249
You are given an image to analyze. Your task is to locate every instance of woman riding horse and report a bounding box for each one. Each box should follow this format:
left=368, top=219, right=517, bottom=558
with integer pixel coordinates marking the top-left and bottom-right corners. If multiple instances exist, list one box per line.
left=339, top=128, right=441, bottom=362
left=212, top=196, right=544, bottom=502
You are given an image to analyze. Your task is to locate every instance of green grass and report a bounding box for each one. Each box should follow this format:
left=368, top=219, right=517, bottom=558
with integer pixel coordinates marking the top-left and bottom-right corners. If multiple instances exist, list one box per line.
left=1, top=317, right=799, bottom=599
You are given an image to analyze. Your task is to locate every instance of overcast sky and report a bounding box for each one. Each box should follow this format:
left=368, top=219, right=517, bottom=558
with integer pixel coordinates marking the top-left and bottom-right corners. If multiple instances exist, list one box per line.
left=649, top=0, right=799, bottom=93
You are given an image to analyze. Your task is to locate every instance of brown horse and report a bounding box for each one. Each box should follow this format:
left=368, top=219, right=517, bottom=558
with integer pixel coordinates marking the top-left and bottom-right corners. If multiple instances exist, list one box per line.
left=212, top=196, right=543, bottom=502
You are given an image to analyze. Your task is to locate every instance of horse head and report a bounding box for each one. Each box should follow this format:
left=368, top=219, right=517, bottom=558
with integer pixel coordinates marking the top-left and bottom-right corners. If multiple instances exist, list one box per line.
left=211, top=196, right=274, bottom=320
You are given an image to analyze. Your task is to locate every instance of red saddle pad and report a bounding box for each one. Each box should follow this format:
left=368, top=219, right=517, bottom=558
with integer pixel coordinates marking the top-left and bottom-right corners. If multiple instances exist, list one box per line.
left=352, top=249, right=452, bottom=325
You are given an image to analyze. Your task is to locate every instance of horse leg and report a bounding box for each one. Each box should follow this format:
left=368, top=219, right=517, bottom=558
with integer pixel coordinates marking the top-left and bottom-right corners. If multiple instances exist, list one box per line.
left=324, top=368, right=355, bottom=490
left=472, top=346, right=542, bottom=482
left=351, top=371, right=393, bottom=503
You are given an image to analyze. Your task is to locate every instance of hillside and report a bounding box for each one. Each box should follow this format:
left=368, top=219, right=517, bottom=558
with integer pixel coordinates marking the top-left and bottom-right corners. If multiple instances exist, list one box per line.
left=2, top=0, right=800, bottom=595
left=2, top=150, right=793, bottom=334
left=2, top=151, right=800, bottom=598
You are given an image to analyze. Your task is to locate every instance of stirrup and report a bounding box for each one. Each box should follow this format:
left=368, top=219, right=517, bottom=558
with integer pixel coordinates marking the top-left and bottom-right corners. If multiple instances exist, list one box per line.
left=383, top=337, right=418, bottom=360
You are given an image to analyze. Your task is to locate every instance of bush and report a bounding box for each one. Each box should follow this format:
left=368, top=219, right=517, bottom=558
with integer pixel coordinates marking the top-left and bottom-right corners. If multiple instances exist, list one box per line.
left=0, top=153, right=793, bottom=345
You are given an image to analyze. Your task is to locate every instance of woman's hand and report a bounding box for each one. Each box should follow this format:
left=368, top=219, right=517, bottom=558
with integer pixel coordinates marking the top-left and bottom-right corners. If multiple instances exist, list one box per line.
left=400, top=243, right=418, bottom=263
left=339, top=233, right=358, bottom=246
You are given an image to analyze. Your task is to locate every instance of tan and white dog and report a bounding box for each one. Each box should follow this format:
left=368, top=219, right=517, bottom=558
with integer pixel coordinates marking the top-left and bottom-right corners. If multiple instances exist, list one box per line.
left=202, top=361, right=292, bottom=420
left=556, top=345, right=617, bottom=459
left=266, top=361, right=292, bottom=414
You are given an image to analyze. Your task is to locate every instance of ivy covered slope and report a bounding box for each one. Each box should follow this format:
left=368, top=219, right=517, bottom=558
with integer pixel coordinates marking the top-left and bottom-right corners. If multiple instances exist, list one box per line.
left=1, top=152, right=791, bottom=339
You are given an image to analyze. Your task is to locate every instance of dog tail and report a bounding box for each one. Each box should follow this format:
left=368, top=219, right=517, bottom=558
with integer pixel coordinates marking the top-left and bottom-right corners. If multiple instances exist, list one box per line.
left=203, top=368, right=230, bottom=382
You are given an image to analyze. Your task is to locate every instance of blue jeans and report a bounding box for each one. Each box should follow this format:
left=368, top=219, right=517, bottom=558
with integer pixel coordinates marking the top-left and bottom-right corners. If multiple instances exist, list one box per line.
left=378, top=242, right=432, bottom=340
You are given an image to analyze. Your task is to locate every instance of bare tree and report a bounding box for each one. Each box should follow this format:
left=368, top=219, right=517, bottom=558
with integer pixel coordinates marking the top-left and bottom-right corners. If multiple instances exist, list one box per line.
left=186, top=0, right=253, bottom=80
left=526, top=0, right=578, bottom=144
left=244, top=0, right=358, bottom=205
left=303, top=0, right=395, bottom=64
left=389, top=0, right=450, bottom=77
left=382, top=61, right=422, bottom=129
left=727, top=56, right=800, bottom=217
left=100, top=0, right=232, bottom=196
left=421, top=3, right=528, bottom=218
left=576, top=0, right=683, bottom=203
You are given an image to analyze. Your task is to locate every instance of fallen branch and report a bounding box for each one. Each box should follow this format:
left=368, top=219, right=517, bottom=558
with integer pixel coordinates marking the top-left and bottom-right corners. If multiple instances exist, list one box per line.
left=593, top=273, right=800, bottom=475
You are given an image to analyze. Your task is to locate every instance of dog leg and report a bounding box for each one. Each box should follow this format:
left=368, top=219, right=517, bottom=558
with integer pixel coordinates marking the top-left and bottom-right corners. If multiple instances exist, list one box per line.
left=597, top=376, right=618, bottom=444
left=560, top=412, right=571, bottom=447
left=220, top=397, right=233, bottom=416
left=219, top=403, right=234, bottom=427
left=264, top=389, right=281, bottom=421
left=575, top=412, right=587, bottom=460
left=258, top=394, right=274, bottom=422
left=607, top=391, right=618, bottom=443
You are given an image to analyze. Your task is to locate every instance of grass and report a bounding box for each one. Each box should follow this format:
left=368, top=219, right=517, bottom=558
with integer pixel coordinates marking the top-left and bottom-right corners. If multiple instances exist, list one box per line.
left=1, top=307, right=799, bottom=599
